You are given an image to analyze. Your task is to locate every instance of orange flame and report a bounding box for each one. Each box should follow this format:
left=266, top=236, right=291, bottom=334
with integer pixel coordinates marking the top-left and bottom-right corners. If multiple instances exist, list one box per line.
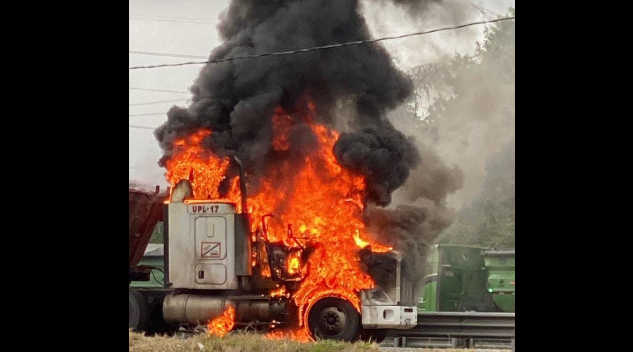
left=265, top=328, right=313, bottom=342
left=354, top=230, right=393, bottom=253
left=271, top=286, right=288, bottom=298
left=287, top=253, right=302, bottom=276
left=207, top=306, right=235, bottom=338
left=165, top=100, right=392, bottom=340
left=165, top=129, right=242, bottom=209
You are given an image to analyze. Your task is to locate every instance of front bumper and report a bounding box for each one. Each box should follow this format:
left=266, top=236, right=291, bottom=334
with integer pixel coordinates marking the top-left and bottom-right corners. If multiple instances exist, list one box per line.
left=361, top=305, right=417, bottom=329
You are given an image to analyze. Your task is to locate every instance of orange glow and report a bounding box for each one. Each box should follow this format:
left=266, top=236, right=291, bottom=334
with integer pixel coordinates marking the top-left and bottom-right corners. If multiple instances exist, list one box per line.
left=265, top=328, right=313, bottom=342
left=354, top=230, right=393, bottom=253
left=271, top=110, right=293, bottom=152
left=165, top=129, right=242, bottom=211
left=207, top=306, right=235, bottom=338
left=287, top=252, right=302, bottom=276
left=271, top=286, right=288, bottom=298
left=165, top=99, right=392, bottom=340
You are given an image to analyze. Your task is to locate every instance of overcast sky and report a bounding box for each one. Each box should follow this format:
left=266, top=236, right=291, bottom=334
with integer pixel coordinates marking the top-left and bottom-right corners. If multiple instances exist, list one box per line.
left=129, top=0, right=515, bottom=187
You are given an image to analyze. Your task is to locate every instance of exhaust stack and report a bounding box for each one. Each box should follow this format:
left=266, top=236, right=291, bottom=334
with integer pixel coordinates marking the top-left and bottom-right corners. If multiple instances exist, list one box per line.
left=170, top=180, right=192, bottom=203
left=231, top=156, right=252, bottom=277
left=231, top=156, right=248, bottom=214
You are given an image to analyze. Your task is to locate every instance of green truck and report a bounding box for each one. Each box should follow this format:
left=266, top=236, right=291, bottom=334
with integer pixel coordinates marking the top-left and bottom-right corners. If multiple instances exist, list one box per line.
left=419, top=245, right=514, bottom=313
left=484, top=249, right=515, bottom=312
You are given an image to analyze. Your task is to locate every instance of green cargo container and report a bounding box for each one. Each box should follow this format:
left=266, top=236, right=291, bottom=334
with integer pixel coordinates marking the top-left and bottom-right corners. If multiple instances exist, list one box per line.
left=419, top=244, right=497, bottom=312
left=484, top=249, right=515, bottom=312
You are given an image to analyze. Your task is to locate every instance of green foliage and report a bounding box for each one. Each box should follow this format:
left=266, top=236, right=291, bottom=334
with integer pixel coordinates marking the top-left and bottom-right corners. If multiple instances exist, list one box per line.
left=441, top=139, right=515, bottom=248
left=407, top=9, right=515, bottom=249
left=149, top=222, right=164, bottom=244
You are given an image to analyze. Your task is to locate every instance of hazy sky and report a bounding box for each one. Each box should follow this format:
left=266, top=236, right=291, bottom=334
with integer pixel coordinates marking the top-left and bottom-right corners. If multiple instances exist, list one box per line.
left=129, top=0, right=515, bottom=187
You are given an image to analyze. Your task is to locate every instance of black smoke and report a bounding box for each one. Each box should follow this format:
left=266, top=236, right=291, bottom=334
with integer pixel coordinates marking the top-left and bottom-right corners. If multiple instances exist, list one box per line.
left=364, top=203, right=454, bottom=286
left=334, top=125, right=420, bottom=205
left=360, top=142, right=463, bottom=288
left=154, top=0, right=420, bottom=204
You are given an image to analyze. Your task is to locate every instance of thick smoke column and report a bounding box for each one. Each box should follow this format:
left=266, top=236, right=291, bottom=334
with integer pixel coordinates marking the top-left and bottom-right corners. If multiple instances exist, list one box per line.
left=155, top=0, right=419, bottom=204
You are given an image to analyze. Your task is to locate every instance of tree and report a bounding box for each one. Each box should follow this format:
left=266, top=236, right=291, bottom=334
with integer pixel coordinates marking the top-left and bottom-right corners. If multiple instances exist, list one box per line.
left=441, top=138, right=515, bottom=248
left=403, top=9, right=515, bottom=248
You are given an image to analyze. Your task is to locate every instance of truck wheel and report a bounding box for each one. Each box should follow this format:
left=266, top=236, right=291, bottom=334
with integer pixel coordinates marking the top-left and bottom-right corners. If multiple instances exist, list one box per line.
left=129, top=289, right=149, bottom=331
left=359, top=329, right=388, bottom=343
left=307, top=298, right=359, bottom=342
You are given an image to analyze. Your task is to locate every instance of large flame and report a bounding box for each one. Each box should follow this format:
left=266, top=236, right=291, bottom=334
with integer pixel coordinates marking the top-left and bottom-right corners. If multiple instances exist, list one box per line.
left=166, top=101, right=391, bottom=339
left=165, top=129, right=242, bottom=208
left=207, top=306, right=235, bottom=338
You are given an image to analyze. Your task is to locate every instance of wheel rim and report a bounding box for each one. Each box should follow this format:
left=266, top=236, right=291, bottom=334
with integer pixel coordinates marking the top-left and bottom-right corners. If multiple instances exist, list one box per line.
left=318, top=306, right=347, bottom=336
left=308, top=297, right=360, bottom=341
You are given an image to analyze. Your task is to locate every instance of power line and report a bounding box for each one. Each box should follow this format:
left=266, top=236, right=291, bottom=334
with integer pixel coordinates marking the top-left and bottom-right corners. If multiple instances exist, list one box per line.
left=129, top=112, right=167, bottom=117
left=129, top=16, right=515, bottom=70
left=129, top=50, right=208, bottom=59
left=129, top=14, right=214, bottom=21
left=129, top=99, right=188, bottom=107
left=471, top=4, right=502, bottom=18
left=129, top=125, right=158, bottom=130
left=129, top=16, right=217, bottom=25
left=129, top=87, right=189, bottom=94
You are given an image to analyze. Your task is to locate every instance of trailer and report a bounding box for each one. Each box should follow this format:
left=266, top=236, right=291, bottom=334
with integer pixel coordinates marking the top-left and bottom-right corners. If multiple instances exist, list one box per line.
left=129, top=177, right=417, bottom=341
left=483, top=249, right=515, bottom=312
left=418, top=245, right=515, bottom=313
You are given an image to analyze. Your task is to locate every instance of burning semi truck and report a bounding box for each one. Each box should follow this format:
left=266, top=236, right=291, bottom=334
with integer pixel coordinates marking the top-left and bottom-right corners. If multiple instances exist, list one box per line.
left=125, top=0, right=474, bottom=341
left=129, top=123, right=419, bottom=342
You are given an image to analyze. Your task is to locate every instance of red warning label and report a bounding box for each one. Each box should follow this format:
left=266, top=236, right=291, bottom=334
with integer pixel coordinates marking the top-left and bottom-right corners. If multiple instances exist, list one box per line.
left=201, top=242, right=221, bottom=258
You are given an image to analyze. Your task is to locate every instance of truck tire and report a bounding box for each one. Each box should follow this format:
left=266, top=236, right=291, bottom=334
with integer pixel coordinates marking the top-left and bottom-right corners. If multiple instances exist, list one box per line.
left=307, top=298, right=359, bottom=342
left=359, top=329, right=388, bottom=343
left=129, top=289, right=149, bottom=331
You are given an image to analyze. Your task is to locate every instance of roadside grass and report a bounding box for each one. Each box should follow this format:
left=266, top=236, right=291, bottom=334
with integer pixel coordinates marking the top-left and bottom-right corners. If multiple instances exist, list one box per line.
left=129, top=331, right=512, bottom=352
left=129, top=331, right=377, bottom=352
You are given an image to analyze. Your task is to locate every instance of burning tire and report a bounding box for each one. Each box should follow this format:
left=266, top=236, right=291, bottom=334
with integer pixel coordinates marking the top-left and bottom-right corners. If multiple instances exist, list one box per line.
left=129, top=289, right=149, bottom=331
left=307, top=298, right=360, bottom=342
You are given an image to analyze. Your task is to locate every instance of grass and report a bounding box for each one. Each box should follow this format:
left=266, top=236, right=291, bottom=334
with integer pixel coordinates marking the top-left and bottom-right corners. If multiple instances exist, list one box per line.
left=129, top=331, right=378, bottom=352
left=129, top=331, right=511, bottom=352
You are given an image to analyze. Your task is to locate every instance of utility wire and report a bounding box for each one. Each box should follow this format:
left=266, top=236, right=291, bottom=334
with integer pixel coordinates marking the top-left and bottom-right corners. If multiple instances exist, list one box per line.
left=129, top=16, right=216, bottom=25
left=471, top=4, right=502, bottom=18
left=129, top=125, right=158, bottom=130
left=129, top=16, right=515, bottom=70
left=129, top=112, right=167, bottom=117
left=129, top=50, right=208, bottom=59
left=129, top=87, right=189, bottom=94
left=129, top=14, right=214, bottom=21
left=129, top=99, right=188, bottom=107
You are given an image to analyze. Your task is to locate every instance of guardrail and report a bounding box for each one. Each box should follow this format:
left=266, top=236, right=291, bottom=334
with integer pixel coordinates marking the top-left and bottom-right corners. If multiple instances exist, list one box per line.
left=383, top=312, right=515, bottom=349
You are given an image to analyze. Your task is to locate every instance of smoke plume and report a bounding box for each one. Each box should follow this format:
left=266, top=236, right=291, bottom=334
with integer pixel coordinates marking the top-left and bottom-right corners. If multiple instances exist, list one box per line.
left=156, top=0, right=423, bottom=205
left=363, top=142, right=463, bottom=286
